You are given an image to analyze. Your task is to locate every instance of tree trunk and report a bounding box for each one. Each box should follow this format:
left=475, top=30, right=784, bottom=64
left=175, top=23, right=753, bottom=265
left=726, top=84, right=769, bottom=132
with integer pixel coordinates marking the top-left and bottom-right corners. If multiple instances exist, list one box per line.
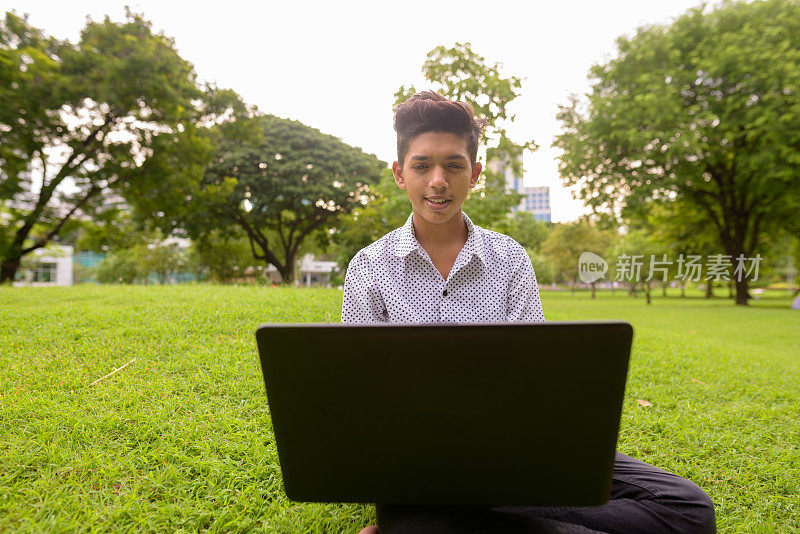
left=591, top=282, right=596, bottom=299
left=723, top=238, right=750, bottom=306
left=662, top=282, right=667, bottom=297
left=277, top=254, right=296, bottom=285
left=705, top=282, right=714, bottom=298
left=734, top=276, right=750, bottom=306
left=680, top=281, right=686, bottom=298
left=645, top=281, right=651, bottom=305
left=0, top=258, right=21, bottom=284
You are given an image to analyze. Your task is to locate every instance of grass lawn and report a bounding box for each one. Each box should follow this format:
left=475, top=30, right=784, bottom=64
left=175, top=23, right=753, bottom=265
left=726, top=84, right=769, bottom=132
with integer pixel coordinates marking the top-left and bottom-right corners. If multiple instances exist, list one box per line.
left=1, top=285, right=798, bottom=533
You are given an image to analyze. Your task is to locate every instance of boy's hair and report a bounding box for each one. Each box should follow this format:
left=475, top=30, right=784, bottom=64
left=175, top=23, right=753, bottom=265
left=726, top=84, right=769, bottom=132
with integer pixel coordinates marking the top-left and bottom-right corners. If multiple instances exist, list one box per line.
left=394, top=91, right=486, bottom=166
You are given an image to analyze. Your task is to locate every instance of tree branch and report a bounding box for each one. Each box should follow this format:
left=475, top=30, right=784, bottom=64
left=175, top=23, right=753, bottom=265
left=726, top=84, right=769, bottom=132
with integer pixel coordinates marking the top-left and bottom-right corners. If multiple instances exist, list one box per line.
left=275, top=210, right=288, bottom=251
left=38, top=149, right=48, bottom=193
left=688, top=188, right=724, bottom=235
left=21, top=184, right=103, bottom=255
left=292, top=210, right=331, bottom=256
left=42, top=115, right=115, bottom=192
left=13, top=114, right=116, bottom=252
left=745, top=210, right=765, bottom=257
left=703, top=162, right=735, bottom=248
left=235, top=213, right=282, bottom=269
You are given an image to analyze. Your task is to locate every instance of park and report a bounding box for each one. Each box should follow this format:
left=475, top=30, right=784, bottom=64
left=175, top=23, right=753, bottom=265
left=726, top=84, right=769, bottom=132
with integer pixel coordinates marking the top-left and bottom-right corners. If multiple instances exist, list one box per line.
left=2, top=0, right=800, bottom=532
left=2, top=287, right=798, bottom=531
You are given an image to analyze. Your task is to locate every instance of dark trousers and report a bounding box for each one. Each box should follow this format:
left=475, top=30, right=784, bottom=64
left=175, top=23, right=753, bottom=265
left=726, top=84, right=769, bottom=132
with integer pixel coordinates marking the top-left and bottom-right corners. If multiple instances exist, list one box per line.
left=375, top=453, right=716, bottom=534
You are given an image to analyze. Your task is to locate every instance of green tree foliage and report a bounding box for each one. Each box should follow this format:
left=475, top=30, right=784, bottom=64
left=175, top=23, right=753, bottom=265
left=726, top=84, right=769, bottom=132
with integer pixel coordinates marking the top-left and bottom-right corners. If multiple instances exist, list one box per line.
left=628, top=199, right=724, bottom=297
left=93, top=242, right=186, bottom=285
left=395, top=42, right=537, bottom=228
left=147, top=242, right=186, bottom=284
left=554, top=0, right=800, bottom=305
left=138, top=115, right=385, bottom=284
left=526, top=250, right=556, bottom=286
left=540, top=221, right=612, bottom=297
left=74, top=205, right=158, bottom=253
left=330, top=170, right=408, bottom=268
left=0, top=10, right=219, bottom=283
left=94, top=245, right=149, bottom=284
left=188, top=230, right=255, bottom=283
left=608, top=229, right=672, bottom=303
left=491, top=210, right=553, bottom=252
left=753, top=229, right=800, bottom=291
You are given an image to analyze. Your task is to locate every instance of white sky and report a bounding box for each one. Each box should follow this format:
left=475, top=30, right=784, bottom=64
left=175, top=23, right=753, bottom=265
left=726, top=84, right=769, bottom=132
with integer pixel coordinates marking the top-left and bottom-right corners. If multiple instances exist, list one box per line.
left=10, top=0, right=707, bottom=222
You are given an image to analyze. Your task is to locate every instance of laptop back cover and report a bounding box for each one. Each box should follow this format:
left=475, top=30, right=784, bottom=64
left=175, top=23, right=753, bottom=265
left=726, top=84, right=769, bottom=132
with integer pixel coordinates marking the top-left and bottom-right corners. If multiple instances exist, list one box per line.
left=256, top=321, right=632, bottom=506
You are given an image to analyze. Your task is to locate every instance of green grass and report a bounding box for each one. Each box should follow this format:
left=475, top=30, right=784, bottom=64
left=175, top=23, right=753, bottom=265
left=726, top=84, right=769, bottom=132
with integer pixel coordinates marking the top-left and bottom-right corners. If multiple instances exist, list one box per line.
left=0, top=285, right=798, bottom=533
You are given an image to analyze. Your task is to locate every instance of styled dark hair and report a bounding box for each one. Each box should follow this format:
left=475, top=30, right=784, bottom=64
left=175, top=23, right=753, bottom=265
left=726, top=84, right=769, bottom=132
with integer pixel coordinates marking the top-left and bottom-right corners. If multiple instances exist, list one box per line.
left=393, top=91, right=486, bottom=166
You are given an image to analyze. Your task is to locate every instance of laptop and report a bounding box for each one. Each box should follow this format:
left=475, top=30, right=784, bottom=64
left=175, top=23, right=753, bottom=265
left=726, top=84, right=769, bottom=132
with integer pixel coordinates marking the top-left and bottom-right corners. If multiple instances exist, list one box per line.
left=255, top=321, right=633, bottom=507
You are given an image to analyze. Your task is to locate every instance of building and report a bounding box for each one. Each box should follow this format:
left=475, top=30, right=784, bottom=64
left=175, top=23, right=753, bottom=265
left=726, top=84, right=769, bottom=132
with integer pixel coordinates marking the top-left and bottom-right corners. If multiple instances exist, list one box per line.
left=519, top=186, right=551, bottom=223
left=263, top=254, right=339, bottom=287
left=13, top=245, right=74, bottom=286
left=487, top=157, right=552, bottom=222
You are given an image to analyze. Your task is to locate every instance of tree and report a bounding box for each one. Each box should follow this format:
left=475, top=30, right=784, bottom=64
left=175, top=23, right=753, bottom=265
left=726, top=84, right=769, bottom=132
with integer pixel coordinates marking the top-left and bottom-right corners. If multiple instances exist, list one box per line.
left=0, top=10, right=210, bottom=283
left=753, top=228, right=800, bottom=293
left=94, top=245, right=149, bottom=284
left=188, top=229, right=255, bottom=283
left=146, top=242, right=186, bottom=284
left=554, top=0, right=800, bottom=305
left=73, top=204, right=158, bottom=252
left=92, top=239, right=187, bottom=285
left=526, top=250, right=556, bottom=286
left=627, top=199, right=724, bottom=298
left=395, top=42, right=537, bottom=228
left=491, top=210, right=553, bottom=252
left=331, top=170, right=409, bottom=268
left=607, top=229, right=670, bottom=304
left=540, top=221, right=612, bottom=297
left=138, top=115, right=386, bottom=284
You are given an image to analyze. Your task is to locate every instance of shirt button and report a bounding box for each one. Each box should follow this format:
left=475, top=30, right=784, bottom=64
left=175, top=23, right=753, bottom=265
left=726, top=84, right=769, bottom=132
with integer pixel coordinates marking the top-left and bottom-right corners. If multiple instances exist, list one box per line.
left=442, top=289, right=448, bottom=297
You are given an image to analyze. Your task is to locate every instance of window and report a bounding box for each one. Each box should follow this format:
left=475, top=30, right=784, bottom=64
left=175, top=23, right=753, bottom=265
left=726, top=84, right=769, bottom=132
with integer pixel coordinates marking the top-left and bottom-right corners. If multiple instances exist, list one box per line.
left=33, top=262, right=56, bottom=283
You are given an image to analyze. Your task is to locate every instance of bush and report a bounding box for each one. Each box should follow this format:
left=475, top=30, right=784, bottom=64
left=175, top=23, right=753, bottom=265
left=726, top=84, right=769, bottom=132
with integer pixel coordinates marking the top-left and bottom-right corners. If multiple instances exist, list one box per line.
left=94, top=246, right=149, bottom=284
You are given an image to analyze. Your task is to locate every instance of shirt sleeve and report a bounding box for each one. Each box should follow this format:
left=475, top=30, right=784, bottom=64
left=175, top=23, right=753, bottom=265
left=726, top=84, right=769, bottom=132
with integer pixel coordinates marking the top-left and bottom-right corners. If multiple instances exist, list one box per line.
left=341, top=251, right=389, bottom=324
left=506, top=242, right=546, bottom=323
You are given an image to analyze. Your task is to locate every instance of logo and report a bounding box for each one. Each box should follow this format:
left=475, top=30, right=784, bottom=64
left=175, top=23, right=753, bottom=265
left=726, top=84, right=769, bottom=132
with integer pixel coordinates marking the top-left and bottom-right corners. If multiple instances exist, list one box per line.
left=578, top=252, right=608, bottom=283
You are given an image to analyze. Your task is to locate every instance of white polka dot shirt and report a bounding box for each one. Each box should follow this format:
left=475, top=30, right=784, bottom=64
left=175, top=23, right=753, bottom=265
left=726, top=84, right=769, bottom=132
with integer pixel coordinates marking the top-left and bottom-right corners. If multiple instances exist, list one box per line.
left=341, top=212, right=546, bottom=324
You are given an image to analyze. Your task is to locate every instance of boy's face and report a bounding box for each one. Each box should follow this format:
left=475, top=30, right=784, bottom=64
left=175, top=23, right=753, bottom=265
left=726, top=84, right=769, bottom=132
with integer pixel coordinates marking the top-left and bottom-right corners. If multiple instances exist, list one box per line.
left=392, top=131, right=482, bottom=228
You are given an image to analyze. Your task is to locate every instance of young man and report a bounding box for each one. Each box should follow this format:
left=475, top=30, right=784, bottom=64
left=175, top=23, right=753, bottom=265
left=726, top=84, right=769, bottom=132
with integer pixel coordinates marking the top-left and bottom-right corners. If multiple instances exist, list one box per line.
left=342, top=92, right=544, bottom=325
left=343, top=91, right=716, bottom=533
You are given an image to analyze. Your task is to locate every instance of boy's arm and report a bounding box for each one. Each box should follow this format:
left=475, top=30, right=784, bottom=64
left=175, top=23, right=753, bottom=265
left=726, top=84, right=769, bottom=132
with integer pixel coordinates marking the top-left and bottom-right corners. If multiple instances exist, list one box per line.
left=506, top=243, right=546, bottom=323
left=341, top=251, right=388, bottom=324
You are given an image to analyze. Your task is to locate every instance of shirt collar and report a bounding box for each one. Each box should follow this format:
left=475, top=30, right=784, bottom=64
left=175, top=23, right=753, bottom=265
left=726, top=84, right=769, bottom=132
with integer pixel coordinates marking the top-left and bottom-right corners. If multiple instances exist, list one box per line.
left=393, top=211, right=487, bottom=265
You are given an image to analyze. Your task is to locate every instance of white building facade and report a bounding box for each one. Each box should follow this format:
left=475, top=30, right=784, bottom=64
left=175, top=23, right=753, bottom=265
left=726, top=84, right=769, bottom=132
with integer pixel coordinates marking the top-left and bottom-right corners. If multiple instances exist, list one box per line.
left=13, top=245, right=74, bottom=286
